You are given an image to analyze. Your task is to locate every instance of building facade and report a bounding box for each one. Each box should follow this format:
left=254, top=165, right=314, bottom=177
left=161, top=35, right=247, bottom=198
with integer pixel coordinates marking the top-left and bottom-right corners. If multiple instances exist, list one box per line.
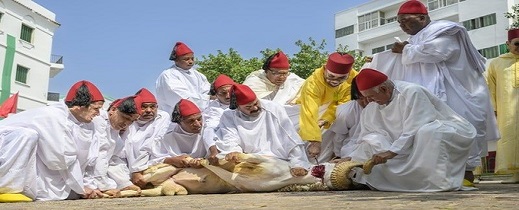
left=335, top=0, right=519, bottom=59
left=0, top=0, right=63, bottom=111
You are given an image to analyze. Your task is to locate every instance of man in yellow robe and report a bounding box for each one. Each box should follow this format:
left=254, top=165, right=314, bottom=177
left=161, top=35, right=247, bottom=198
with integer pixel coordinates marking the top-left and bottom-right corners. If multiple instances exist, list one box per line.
left=296, top=52, right=358, bottom=161
left=486, top=28, right=519, bottom=183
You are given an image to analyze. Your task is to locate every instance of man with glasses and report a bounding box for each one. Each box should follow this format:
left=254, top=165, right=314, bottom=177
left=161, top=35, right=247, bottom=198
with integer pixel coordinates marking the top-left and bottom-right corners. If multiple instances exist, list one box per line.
left=125, top=88, right=171, bottom=188
left=243, top=51, right=304, bottom=105
left=388, top=0, right=498, bottom=186
left=296, top=52, right=358, bottom=163
left=486, top=28, right=519, bottom=184
left=348, top=68, right=476, bottom=192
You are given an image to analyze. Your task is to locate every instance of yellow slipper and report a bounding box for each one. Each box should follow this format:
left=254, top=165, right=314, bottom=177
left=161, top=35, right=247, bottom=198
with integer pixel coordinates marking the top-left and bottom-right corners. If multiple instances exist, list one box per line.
left=463, top=179, right=475, bottom=187
left=0, top=193, right=33, bottom=202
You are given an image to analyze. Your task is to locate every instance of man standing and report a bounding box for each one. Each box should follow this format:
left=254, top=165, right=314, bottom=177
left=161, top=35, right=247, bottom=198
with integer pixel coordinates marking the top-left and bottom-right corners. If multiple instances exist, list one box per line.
left=486, top=28, right=519, bottom=183
left=390, top=0, right=499, bottom=183
left=155, top=41, right=211, bottom=113
left=243, top=51, right=304, bottom=105
left=296, top=52, right=358, bottom=161
left=349, top=69, right=476, bottom=192
left=125, top=88, right=170, bottom=187
left=0, top=81, right=104, bottom=202
left=215, top=84, right=312, bottom=177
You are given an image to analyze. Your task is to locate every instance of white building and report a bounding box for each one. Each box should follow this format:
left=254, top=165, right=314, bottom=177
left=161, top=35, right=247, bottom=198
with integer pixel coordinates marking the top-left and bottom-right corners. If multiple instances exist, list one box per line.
left=335, top=0, right=519, bottom=59
left=0, top=0, right=63, bottom=111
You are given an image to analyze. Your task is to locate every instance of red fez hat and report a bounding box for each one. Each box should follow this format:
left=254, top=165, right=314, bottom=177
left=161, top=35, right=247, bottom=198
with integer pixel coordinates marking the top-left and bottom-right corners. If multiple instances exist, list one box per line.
left=232, top=84, right=257, bottom=105
left=398, top=0, right=428, bottom=15
left=112, top=96, right=143, bottom=115
left=269, top=51, right=290, bottom=69
left=325, top=52, right=354, bottom=74
left=174, top=42, right=193, bottom=57
left=213, top=74, right=235, bottom=90
left=136, top=88, right=156, bottom=104
left=65, top=80, right=104, bottom=102
left=356, top=68, right=388, bottom=91
left=178, top=99, right=201, bottom=117
left=508, top=29, right=519, bottom=41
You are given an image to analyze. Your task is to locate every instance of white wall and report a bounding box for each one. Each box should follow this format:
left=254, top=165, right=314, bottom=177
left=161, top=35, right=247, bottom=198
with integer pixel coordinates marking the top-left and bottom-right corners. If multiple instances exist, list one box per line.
left=0, top=0, right=60, bottom=111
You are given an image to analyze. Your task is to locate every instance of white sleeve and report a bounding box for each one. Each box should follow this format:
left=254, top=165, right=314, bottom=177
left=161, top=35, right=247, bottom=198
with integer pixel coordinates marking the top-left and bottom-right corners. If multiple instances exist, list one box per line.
left=214, top=112, right=243, bottom=154
left=401, top=35, right=460, bottom=64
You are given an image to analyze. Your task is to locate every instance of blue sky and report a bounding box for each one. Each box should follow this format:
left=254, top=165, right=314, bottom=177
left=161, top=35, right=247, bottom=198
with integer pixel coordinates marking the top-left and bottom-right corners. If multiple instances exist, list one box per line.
left=34, top=0, right=370, bottom=99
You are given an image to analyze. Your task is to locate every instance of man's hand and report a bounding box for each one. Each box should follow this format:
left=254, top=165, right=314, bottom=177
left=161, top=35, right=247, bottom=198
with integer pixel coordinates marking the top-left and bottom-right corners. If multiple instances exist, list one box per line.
left=164, top=154, right=191, bottom=168
left=307, top=141, right=321, bottom=158
left=103, top=189, right=121, bottom=198
left=317, top=119, right=328, bottom=128
left=122, top=184, right=142, bottom=193
left=187, top=158, right=204, bottom=168
left=131, top=172, right=147, bottom=188
left=82, top=187, right=103, bottom=199
left=290, top=167, right=308, bottom=177
left=208, top=145, right=220, bottom=166
left=391, top=41, right=409, bottom=53
left=372, top=151, right=398, bottom=165
left=225, top=152, right=242, bottom=163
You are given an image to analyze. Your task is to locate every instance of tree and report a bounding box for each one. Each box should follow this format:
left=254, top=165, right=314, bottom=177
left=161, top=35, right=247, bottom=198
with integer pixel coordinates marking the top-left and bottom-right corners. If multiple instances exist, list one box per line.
left=505, top=4, right=519, bottom=30
left=197, top=38, right=367, bottom=83
left=197, top=48, right=262, bottom=83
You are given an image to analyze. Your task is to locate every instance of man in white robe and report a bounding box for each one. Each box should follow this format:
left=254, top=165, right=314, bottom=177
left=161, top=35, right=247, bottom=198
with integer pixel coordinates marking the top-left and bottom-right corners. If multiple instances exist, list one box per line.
left=90, top=96, right=142, bottom=195
left=155, top=41, right=211, bottom=113
left=243, top=51, right=304, bottom=105
left=0, top=81, right=104, bottom=202
left=325, top=77, right=369, bottom=160
left=349, top=69, right=476, bottom=192
left=203, top=74, right=235, bottom=165
left=385, top=0, right=499, bottom=183
left=124, top=88, right=170, bottom=188
left=150, top=99, right=208, bottom=168
left=215, top=84, right=313, bottom=176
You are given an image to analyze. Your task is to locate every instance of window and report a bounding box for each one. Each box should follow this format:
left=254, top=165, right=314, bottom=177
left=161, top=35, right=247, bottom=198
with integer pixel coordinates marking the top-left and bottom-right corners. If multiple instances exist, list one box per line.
left=462, top=13, right=496, bottom=31
left=20, top=24, right=34, bottom=43
left=372, top=46, right=385, bottom=54
left=335, top=25, right=354, bottom=38
left=15, top=65, right=29, bottom=84
left=385, top=44, right=394, bottom=50
left=386, top=16, right=397, bottom=24
left=0, top=12, right=3, bottom=23
left=478, top=46, right=499, bottom=59
left=428, top=0, right=459, bottom=11
left=358, top=11, right=384, bottom=32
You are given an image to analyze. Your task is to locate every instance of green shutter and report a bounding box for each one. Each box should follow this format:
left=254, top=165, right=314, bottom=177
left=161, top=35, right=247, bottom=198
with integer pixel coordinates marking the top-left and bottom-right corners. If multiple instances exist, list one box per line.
left=20, top=24, right=33, bottom=42
left=15, top=65, right=29, bottom=84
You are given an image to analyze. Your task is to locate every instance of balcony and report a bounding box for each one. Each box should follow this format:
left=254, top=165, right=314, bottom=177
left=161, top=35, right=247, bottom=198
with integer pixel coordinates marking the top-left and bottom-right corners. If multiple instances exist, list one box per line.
left=49, top=54, right=64, bottom=78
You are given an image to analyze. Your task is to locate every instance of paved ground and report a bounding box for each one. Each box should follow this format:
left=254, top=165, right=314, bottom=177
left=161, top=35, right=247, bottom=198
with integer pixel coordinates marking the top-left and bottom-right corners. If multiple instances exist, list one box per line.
left=1, top=182, right=517, bottom=210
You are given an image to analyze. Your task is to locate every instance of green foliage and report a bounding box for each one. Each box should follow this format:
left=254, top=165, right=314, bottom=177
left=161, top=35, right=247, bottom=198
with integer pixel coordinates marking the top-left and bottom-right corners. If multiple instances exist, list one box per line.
left=289, top=38, right=329, bottom=79
left=197, top=38, right=367, bottom=83
left=197, top=48, right=262, bottom=83
left=505, top=4, right=519, bottom=30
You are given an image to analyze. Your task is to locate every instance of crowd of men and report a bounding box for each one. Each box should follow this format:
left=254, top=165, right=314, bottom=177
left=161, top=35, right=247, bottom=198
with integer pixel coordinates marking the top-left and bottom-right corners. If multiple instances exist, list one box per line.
left=1, top=0, right=517, bottom=202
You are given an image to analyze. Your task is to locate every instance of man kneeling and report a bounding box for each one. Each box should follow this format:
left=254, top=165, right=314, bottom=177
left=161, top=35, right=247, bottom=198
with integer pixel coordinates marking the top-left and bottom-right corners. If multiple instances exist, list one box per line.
left=347, top=69, right=476, bottom=192
left=215, top=84, right=312, bottom=176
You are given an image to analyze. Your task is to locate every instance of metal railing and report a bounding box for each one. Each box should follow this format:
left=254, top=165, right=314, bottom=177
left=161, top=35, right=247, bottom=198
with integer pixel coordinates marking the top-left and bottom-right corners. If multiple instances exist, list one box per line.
left=51, top=54, right=63, bottom=64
